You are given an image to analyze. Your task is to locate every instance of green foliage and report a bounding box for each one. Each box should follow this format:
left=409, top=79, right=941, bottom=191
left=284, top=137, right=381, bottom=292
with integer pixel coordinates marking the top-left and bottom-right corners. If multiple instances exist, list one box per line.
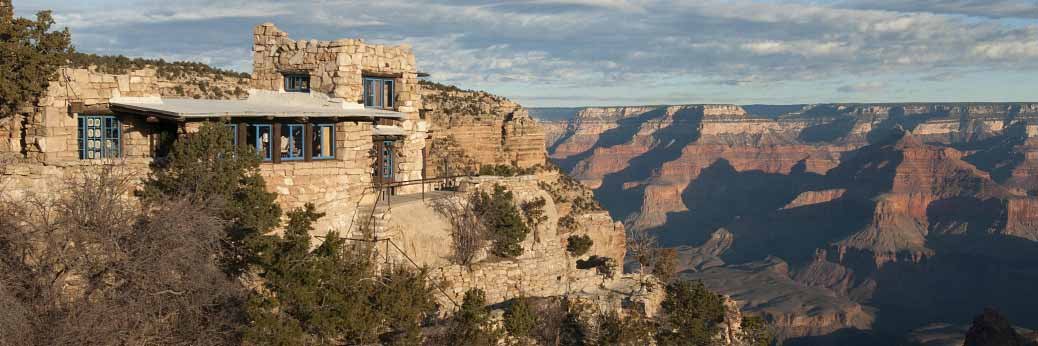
left=0, top=1, right=72, bottom=115
left=479, top=164, right=518, bottom=177
left=657, top=280, right=726, bottom=346
left=446, top=289, right=503, bottom=346
left=68, top=52, right=250, bottom=80
left=521, top=197, right=548, bottom=241
left=566, top=234, right=594, bottom=257
left=245, top=204, right=438, bottom=345
left=596, top=312, right=657, bottom=346
left=740, top=315, right=774, bottom=346
left=652, top=247, right=679, bottom=284
left=142, top=122, right=281, bottom=275
left=504, top=296, right=537, bottom=338
left=471, top=185, right=530, bottom=258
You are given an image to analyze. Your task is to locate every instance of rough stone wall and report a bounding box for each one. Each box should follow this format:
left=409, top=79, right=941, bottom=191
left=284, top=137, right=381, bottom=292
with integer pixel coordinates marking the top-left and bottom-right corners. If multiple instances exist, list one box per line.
left=21, top=67, right=158, bottom=164
left=258, top=121, right=377, bottom=234
left=420, top=84, right=545, bottom=176
left=251, top=23, right=426, bottom=187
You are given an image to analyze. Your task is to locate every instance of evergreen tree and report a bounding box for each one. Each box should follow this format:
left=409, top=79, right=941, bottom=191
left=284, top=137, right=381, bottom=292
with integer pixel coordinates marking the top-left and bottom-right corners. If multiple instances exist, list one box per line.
left=0, top=0, right=71, bottom=115
left=657, top=280, right=726, bottom=346
left=142, top=122, right=281, bottom=275
left=471, top=185, right=530, bottom=258
left=245, top=204, right=438, bottom=345
left=446, top=289, right=502, bottom=346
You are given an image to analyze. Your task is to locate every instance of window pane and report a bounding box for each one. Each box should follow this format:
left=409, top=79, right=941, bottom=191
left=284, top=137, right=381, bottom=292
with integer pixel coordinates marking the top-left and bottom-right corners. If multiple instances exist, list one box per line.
left=312, top=125, right=334, bottom=158
left=385, top=81, right=394, bottom=108
left=280, top=124, right=304, bottom=160
left=248, top=125, right=271, bottom=160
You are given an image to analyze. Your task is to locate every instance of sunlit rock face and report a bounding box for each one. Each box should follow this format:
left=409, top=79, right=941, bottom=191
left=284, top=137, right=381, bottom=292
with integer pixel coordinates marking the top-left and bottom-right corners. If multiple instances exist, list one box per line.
left=545, top=103, right=1038, bottom=343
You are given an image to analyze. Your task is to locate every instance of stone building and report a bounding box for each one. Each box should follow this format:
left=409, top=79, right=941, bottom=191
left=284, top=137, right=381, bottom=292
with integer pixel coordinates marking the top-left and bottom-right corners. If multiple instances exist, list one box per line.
left=0, top=23, right=432, bottom=234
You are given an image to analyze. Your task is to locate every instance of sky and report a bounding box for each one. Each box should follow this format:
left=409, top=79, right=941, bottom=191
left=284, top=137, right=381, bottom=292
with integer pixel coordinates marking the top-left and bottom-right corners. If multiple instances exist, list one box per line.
left=13, top=0, right=1038, bottom=107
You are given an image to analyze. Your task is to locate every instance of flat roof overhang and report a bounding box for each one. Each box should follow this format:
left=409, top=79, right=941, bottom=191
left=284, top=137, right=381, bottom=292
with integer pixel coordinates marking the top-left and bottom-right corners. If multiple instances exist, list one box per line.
left=111, top=98, right=405, bottom=121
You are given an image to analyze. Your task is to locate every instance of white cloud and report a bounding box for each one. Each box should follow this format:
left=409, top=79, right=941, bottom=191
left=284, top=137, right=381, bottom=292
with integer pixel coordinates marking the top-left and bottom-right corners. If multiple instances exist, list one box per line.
left=15, top=0, right=1038, bottom=105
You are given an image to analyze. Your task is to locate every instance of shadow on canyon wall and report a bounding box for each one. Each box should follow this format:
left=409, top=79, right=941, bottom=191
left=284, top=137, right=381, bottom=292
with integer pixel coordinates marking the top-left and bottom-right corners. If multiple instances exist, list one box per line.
left=554, top=107, right=673, bottom=173
left=591, top=107, right=706, bottom=220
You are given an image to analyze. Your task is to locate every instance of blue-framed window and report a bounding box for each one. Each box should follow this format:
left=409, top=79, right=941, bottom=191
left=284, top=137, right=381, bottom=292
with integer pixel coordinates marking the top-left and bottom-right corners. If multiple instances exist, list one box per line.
left=363, top=77, right=395, bottom=109
left=78, top=115, right=121, bottom=159
left=381, top=140, right=394, bottom=179
left=280, top=124, right=305, bottom=161
left=312, top=124, right=335, bottom=159
left=247, top=124, right=272, bottom=161
left=284, top=74, right=310, bottom=93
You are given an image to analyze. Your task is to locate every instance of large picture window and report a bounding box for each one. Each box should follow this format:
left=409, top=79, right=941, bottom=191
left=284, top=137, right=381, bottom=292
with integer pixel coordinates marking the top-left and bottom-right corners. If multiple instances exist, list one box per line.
left=363, top=77, right=395, bottom=109
left=280, top=124, right=305, bottom=160
left=247, top=124, right=272, bottom=161
left=78, top=115, right=121, bottom=159
left=312, top=124, right=335, bottom=159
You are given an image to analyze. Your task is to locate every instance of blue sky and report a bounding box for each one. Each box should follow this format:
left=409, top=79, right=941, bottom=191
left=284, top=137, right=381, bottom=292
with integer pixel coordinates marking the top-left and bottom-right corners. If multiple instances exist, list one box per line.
left=14, top=0, right=1038, bottom=107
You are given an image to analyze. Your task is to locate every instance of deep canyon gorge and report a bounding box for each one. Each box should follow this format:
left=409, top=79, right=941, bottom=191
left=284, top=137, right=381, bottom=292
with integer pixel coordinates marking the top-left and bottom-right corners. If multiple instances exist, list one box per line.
left=535, top=103, right=1038, bottom=345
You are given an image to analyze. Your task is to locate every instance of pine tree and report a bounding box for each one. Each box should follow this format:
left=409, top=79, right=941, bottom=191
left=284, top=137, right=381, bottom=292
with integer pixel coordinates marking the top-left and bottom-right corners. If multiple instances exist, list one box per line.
left=142, top=122, right=281, bottom=275
left=471, top=184, right=530, bottom=258
left=0, top=0, right=71, bottom=115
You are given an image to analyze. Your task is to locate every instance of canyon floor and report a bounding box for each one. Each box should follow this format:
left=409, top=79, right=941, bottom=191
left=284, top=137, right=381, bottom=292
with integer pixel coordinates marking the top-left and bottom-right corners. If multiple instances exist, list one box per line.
left=535, top=103, right=1038, bottom=345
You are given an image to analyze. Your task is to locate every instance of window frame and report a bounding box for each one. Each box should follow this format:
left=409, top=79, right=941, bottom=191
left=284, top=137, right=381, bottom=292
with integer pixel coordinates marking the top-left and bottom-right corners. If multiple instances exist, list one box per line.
left=249, top=123, right=273, bottom=161
left=311, top=123, right=336, bottom=160
left=283, top=73, right=311, bottom=93
left=225, top=123, right=239, bottom=146
left=280, top=123, right=306, bottom=161
left=78, top=115, right=122, bottom=160
left=363, top=77, right=395, bottom=109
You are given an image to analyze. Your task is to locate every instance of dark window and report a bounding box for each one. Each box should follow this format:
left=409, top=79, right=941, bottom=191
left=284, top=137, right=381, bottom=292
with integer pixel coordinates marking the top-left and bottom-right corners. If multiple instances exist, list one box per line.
left=363, top=77, right=395, bottom=109
left=381, top=140, right=394, bottom=179
left=312, top=124, right=335, bottom=159
left=280, top=124, right=305, bottom=161
left=78, top=115, right=121, bottom=159
left=247, top=124, right=272, bottom=161
left=284, top=74, right=310, bottom=93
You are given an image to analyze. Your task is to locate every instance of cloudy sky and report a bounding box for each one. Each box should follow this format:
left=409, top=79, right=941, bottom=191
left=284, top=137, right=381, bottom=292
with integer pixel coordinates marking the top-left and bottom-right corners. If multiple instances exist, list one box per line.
left=14, top=0, right=1038, bottom=107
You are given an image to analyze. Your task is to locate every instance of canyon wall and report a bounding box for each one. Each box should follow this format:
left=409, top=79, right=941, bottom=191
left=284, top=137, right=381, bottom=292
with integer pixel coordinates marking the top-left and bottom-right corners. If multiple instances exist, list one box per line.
left=419, top=82, right=545, bottom=177
left=547, top=102, right=1038, bottom=343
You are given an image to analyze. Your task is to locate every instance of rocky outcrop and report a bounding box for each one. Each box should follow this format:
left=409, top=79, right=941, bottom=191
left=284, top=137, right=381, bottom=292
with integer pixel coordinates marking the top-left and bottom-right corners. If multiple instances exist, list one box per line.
left=419, top=82, right=545, bottom=176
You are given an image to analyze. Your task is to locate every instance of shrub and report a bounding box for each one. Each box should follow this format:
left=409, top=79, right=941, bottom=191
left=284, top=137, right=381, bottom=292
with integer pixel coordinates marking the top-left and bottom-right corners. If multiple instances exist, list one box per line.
left=652, top=247, right=679, bottom=283
left=566, top=234, right=594, bottom=257
left=471, top=185, right=530, bottom=258
left=596, top=311, right=656, bottom=346
left=740, top=315, right=774, bottom=346
left=657, top=280, right=726, bottom=346
left=142, top=122, right=281, bottom=275
left=445, top=289, right=502, bottom=346
left=479, top=164, right=517, bottom=177
left=504, top=296, right=537, bottom=338
left=245, top=204, right=439, bottom=345
left=432, top=197, right=488, bottom=265
left=521, top=197, right=548, bottom=242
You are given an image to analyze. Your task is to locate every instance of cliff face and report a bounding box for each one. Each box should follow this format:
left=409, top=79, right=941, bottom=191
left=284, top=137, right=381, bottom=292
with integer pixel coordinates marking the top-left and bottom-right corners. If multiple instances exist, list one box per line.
left=547, top=102, right=1038, bottom=342
left=419, top=82, right=545, bottom=176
